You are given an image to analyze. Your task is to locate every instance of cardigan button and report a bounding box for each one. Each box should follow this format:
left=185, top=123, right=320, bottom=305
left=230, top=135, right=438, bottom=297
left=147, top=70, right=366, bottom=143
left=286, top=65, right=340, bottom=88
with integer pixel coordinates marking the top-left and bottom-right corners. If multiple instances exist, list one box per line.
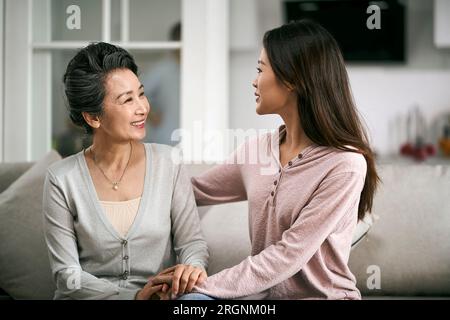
left=274, top=180, right=277, bottom=185
left=298, top=154, right=303, bottom=159
left=122, top=240, right=128, bottom=246
left=271, top=191, right=274, bottom=196
left=123, top=255, right=129, bottom=261
left=288, top=161, right=292, bottom=166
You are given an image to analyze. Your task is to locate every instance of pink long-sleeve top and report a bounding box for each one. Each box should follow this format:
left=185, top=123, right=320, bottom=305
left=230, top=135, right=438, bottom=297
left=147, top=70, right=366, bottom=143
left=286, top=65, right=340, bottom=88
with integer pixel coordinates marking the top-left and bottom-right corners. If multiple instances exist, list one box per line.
left=191, top=125, right=367, bottom=300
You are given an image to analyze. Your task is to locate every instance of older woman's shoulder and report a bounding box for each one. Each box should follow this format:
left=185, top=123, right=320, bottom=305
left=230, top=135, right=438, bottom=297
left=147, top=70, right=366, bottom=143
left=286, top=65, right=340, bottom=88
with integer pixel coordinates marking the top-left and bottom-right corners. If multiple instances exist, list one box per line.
left=46, top=151, right=81, bottom=178
left=145, top=143, right=183, bottom=165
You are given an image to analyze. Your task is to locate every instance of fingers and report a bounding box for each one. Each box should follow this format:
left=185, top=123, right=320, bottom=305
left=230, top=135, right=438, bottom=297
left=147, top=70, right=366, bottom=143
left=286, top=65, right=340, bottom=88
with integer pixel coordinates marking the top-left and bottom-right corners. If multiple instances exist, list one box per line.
left=178, top=266, right=195, bottom=295
left=158, top=288, right=172, bottom=300
left=159, top=265, right=177, bottom=275
left=148, top=284, right=163, bottom=295
left=185, top=268, right=203, bottom=293
left=138, top=284, right=163, bottom=300
left=171, top=265, right=186, bottom=296
left=172, top=265, right=206, bottom=296
left=148, top=265, right=208, bottom=298
left=197, top=270, right=208, bottom=285
left=151, top=274, right=173, bottom=286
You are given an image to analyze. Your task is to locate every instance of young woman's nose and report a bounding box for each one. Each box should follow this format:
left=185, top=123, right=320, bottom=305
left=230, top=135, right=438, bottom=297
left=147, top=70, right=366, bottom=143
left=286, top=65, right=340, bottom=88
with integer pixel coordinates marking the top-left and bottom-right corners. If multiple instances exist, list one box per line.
left=252, top=79, right=257, bottom=89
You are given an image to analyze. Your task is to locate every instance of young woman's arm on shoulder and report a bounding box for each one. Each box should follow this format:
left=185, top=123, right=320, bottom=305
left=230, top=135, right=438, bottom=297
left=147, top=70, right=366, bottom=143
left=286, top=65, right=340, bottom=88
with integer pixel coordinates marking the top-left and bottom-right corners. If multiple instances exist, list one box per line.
left=193, top=171, right=365, bottom=299
left=191, top=143, right=248, bottom=206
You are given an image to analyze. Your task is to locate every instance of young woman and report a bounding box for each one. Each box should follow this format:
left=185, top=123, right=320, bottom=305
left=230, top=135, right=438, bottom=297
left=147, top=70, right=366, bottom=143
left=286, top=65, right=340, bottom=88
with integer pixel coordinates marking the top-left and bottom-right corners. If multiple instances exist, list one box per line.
left=42, top=42, right=208, bottom=300
left=187, top=20, right=380, bottom=299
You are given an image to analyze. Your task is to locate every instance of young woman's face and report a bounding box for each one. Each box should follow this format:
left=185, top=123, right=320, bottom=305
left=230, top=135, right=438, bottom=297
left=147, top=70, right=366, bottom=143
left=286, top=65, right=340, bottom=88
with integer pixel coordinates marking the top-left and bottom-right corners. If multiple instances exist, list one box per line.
left=252, top=48, right=293, bottom=115
left=99, top=68, right=150, bottom=141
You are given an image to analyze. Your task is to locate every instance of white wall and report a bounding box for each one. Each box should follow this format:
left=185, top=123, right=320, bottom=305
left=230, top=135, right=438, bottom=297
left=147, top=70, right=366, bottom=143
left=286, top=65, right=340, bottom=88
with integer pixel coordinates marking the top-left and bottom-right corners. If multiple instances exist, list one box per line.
left=229, top=0, right=450, bottom=156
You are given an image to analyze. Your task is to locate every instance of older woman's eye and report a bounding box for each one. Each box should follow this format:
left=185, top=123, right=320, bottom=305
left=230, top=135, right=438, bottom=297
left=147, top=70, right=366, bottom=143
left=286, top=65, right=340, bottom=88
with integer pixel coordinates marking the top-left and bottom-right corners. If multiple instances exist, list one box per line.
left=124, top=98, right=132, bottom=104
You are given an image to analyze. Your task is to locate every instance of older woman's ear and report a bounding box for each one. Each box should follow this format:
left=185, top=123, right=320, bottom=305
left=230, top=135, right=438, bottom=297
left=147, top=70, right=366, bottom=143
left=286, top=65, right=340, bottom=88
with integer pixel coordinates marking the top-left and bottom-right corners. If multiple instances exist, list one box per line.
left=82, top=111, right=101, bottom=129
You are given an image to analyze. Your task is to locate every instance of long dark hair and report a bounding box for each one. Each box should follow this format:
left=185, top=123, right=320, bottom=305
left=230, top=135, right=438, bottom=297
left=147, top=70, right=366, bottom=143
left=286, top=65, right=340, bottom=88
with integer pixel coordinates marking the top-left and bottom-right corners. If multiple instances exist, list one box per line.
left=263, top=19, right=380, bottom=220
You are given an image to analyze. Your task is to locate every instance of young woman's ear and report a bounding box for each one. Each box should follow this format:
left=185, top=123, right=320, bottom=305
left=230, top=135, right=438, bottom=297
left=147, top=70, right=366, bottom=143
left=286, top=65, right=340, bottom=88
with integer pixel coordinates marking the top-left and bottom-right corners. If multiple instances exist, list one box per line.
left=282, top=80, right=295, bottom=92
left=285, top=82, right=296, bottom=92
left=82, top=112, right=101, bottom=129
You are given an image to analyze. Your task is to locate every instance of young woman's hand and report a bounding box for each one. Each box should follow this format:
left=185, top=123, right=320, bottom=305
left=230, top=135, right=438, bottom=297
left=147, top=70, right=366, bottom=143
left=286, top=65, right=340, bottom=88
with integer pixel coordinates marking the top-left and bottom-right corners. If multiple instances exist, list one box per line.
left=135, top=282, right=164, bottom=300
left=153, top=264, right=207, bottom=297
left=135, top=271, right=173, bottom=300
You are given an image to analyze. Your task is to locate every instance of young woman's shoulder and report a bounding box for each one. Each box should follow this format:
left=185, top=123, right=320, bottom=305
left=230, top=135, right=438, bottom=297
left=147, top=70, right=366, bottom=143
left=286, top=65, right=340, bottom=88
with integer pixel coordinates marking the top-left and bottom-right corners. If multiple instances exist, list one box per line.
left=326, top=147, right=367, bottom=177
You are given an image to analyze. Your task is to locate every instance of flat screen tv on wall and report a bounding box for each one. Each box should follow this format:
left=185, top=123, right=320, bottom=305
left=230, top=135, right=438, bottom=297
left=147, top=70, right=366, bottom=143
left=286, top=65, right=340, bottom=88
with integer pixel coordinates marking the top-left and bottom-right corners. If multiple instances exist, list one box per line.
left=284, top=0, right=406, bottom=62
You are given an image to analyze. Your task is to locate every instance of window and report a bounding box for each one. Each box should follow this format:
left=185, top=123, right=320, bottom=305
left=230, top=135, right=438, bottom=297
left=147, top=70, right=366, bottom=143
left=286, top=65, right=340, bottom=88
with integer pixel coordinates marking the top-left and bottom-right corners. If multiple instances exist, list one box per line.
left=2, top=0, right=229, bottom=162
left=36, top=0, right=182, bottom=157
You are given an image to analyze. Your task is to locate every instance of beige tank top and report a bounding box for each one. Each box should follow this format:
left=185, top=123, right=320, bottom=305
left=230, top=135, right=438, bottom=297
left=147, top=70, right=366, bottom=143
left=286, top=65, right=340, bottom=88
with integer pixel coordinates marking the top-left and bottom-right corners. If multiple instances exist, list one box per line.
left=99, top=197, right=141, bottom=237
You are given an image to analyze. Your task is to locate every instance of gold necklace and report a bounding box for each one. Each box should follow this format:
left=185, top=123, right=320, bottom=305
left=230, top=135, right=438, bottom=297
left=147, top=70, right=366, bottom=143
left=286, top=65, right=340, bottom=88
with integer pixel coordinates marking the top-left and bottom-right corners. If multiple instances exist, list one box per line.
left=90, top=142, right=133, bottom=191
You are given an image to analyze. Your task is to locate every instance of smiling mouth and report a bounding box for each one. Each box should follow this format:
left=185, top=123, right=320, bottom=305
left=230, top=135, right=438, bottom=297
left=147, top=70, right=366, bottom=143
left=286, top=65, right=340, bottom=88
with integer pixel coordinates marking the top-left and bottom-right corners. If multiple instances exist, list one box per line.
left=131, top=120, right=145, bottom=126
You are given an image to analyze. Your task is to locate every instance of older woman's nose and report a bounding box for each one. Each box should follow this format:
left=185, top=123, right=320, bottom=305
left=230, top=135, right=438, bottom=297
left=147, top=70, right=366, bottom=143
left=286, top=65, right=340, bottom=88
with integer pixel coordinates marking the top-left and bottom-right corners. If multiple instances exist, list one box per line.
left=136, top=100, right=148, bottom=115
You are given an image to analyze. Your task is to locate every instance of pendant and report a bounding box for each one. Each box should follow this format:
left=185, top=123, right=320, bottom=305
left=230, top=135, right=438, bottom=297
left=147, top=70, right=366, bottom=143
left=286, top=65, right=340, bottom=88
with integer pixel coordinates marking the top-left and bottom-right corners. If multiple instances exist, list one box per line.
left=113, top=183, right=119, bottom=191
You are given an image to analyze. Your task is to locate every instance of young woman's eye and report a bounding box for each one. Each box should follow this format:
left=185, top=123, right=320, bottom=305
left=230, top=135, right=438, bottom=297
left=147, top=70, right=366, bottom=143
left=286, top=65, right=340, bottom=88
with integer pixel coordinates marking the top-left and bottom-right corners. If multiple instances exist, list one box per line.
left=256, top=67, right=262, bottom=73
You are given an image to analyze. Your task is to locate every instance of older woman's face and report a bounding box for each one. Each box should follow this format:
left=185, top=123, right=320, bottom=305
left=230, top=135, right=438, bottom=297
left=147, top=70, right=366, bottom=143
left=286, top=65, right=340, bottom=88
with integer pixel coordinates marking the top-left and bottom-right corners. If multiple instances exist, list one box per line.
left=100, top=68, right=150, bottom=141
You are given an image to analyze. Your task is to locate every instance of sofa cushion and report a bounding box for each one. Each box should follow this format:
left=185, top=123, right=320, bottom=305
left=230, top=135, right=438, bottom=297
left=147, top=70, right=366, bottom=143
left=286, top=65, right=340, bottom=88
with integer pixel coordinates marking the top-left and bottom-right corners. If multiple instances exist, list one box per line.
left=0, top=162, right=33, bottom=193
left=198, top=202, right=252, bottom=276
left=351, top=214, right=373, bottom=249
left=0, top=150, right=61, bottom=299
left=349, top=164, right=450, bottom=297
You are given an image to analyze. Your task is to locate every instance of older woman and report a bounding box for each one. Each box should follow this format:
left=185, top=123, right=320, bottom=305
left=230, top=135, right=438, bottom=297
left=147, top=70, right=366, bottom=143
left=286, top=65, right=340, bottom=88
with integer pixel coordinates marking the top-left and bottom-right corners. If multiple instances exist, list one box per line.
left=42, top=42, right=208, bottom=300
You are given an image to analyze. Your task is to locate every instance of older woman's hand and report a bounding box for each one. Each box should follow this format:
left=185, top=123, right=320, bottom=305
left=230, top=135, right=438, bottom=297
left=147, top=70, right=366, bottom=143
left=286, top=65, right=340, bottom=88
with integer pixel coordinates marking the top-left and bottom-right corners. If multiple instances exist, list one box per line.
left=135, top=271, right=173, bottom=300
left=153, top=264, right=207, bottom=297
left=135, top=282, right=165, bottom=300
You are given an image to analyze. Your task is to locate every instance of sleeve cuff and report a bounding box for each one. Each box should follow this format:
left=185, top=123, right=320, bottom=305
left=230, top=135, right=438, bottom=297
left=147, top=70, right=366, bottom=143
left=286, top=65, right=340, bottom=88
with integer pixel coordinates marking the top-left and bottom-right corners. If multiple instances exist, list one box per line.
left=116, top=288, right=141, bottom=300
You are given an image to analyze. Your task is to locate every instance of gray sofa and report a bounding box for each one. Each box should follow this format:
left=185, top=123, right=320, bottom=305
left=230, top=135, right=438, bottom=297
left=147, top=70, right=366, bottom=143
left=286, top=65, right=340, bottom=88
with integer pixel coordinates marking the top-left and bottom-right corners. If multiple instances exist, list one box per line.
left=1, top=152, right=449, bottom=299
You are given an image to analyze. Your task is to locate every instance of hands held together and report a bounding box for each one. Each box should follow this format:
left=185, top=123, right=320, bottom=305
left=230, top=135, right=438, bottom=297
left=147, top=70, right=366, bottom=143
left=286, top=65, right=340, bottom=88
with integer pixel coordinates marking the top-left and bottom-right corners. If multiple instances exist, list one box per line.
left=136, top=264, right=207, bottom=300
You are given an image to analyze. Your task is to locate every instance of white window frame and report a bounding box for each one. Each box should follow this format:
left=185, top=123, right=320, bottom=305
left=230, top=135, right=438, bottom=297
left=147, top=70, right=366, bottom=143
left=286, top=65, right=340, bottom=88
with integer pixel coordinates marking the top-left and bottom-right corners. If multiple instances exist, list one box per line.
left=2, top=0, right=229, bottom=162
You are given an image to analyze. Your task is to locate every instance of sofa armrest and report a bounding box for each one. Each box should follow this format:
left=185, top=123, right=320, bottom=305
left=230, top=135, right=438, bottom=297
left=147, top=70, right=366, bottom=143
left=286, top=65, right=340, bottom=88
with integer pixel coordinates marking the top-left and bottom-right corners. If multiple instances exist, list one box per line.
left=0, top=162, right=34, bottom=193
